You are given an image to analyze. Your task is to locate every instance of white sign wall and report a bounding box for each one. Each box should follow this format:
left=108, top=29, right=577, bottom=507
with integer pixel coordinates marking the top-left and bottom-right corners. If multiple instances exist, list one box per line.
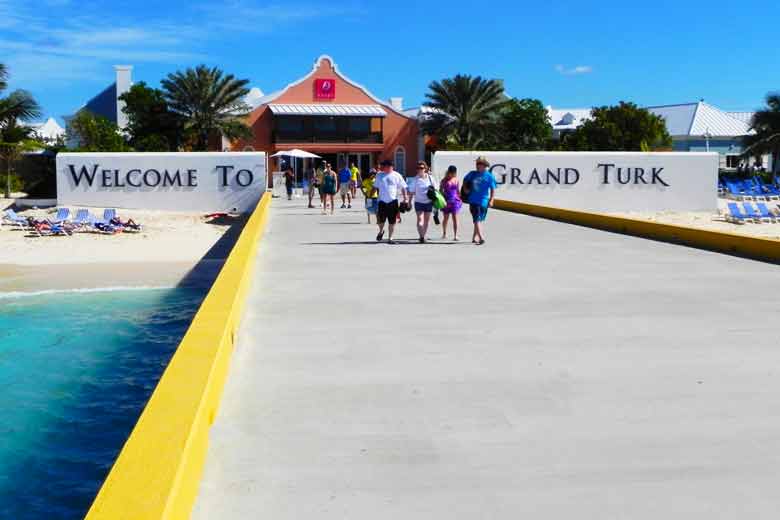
left=432, top=151, right=718, bottom=212
left=56, top=152, right=267, bottom=212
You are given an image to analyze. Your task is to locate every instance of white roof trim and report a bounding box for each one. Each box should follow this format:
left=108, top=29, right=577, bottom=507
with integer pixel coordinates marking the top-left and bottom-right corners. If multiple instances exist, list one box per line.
left=269, top=103, right=387, bottom=117
left=256, top=55, right=412, bottom=119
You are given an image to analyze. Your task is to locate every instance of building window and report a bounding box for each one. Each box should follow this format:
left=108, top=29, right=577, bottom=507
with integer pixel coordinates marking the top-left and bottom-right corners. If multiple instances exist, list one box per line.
left=726, top=155, right=740, bottom=168
left=273, top=115, right=383, bottom=144
left=394, top=146, right=406, bottom=175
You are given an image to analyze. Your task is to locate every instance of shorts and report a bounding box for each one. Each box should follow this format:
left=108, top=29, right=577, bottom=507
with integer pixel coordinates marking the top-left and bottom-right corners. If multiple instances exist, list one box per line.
left=366, top=198, right=378, bottom=214
left=349, top=180, right=358, bottom=189
left=377, top=200, right=399, bottom=225
left=469, top=204, right=489, bottom=223
left=323, top=186, right=336, bottom=195
left=414, top=201, right=433, bottom=213
left=285, top=185, right=293, bottom=195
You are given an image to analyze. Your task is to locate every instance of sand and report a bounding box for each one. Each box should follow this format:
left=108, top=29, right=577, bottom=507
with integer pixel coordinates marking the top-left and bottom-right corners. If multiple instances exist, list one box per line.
left=0, top=205, right=244, bottom=293
left=611, top=198, right=780, bottom=240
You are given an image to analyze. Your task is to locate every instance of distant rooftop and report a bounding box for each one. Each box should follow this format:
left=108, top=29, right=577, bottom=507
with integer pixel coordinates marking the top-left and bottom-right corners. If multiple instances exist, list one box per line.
left=546, top=101, right=755, bottom=137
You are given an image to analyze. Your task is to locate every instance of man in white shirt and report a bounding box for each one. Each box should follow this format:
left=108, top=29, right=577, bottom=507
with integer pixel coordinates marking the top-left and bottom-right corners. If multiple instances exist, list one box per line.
left=373, top=159, right=409, bottom=244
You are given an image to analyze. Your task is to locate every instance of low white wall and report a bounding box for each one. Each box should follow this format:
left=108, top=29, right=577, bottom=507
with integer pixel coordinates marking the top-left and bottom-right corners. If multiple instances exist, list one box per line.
left=56, top=152, right=267, bottom=212
left=432, top=151, right=718, bottom=212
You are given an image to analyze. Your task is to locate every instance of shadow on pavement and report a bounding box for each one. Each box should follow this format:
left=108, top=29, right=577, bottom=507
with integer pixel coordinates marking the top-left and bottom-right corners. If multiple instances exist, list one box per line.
left=177, top=215, right=248, bottom=289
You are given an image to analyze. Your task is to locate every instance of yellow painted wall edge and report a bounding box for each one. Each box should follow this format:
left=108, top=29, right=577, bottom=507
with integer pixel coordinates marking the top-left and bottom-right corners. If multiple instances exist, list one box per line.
left=494, top=199, right=780, bottom=264
left=85, top=192, right=272, bottom=520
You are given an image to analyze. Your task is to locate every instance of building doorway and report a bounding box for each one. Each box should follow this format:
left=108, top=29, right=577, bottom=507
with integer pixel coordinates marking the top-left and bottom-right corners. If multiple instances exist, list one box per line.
left=345, top=153, right=372, bottom=178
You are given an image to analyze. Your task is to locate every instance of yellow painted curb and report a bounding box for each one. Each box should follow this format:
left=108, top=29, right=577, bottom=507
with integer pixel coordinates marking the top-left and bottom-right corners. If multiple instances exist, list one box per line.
left=85, top=192, right=272, bottom=520
left=494, top=199, right=780, bottom=264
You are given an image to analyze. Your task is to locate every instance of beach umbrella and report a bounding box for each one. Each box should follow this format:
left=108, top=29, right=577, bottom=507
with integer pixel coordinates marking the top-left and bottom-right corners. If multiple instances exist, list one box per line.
left=270, top=149, right=321, bottom=190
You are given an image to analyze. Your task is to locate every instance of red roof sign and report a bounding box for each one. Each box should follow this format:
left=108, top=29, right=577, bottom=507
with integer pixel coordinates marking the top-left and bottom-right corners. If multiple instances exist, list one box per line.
left=314, top=78, right=336, bottom=100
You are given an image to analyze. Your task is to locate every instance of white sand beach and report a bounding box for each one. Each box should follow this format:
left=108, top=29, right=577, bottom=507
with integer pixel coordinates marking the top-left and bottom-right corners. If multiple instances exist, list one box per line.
left=0, top=203, right=244, bottom=293
left=611, top=198, right=780, bottom=240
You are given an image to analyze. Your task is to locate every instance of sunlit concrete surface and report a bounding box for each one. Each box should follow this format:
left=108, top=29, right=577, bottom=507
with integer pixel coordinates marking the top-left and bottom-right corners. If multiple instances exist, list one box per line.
left=192, top=197, right=780, bottom=519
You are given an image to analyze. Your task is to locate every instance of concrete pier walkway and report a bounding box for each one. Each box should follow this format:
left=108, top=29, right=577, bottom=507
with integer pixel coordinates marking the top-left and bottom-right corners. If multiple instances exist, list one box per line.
left=193, top=198, right=780, bottom=519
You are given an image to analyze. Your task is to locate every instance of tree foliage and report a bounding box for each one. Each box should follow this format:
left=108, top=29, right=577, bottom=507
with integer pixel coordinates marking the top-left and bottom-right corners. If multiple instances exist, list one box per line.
left=494, top=98, right=552, bottom=151
left=0, top=63, right=44, bottom=197
left=422, top=74, right=507, bottom=149
left=67, top=111, right=131, bottom=152
left=563, top=102, right=671, bottom=151
left=161, top=65, right=252, bottom=151
left=119, top=82, right=182, bottom=151
left=743, top=93, right=780, bottom=173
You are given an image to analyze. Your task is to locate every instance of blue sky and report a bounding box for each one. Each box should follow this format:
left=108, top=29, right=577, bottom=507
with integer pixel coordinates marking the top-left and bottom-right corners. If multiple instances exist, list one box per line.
left=2, top=0, right=779, bottom=124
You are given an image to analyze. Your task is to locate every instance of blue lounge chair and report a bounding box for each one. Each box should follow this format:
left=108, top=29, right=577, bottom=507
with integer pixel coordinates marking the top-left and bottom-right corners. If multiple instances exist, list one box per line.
left=726, top=202, right=750, bottom=223
left=741, top=180, right=764, bottom=200
left=755, top=202, right=778, bottom=223
left=742, top=202, right=763, bottom=222
left=2, top=209, right=30, bottom=229
left=71, top=208, right=95, bottom=230
left=33, top=221, right=72, bottom=237
left=48, top=207, right=71, bottom=225
left=726, top=181, right=750, bottom=200
left=759, top=181, right=780, bottom=199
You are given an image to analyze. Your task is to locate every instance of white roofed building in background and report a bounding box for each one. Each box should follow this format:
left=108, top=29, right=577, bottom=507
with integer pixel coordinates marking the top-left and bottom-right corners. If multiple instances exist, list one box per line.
left=25, top=117, right=65, bottom=143
left=546, top=101, right=770, bottom=171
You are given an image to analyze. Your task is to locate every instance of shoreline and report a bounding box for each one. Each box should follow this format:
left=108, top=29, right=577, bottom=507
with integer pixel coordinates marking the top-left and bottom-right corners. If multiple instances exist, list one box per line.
left=0, top=207, right=246, bottom=295
left=0, top=261, right=212, bottom=295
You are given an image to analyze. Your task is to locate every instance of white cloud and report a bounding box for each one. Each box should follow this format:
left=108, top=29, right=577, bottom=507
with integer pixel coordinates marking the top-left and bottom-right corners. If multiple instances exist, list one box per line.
left=555, top=64, right=594, bottom=76
left=1, top=1, right=346, bottom=86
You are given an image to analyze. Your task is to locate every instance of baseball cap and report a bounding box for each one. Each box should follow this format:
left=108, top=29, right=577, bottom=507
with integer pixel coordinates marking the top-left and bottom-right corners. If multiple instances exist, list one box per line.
left=380, top=159, right=394, bottom=167
left=475, top=156, right=490, bottom=166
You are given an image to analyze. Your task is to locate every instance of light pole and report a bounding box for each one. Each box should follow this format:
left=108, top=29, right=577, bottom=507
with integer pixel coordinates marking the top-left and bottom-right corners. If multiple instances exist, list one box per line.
left=704, top=128, right=712, bottom=153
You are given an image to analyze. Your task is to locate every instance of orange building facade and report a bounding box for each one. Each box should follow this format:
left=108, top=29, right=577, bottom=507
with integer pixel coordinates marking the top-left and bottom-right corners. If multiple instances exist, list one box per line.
left=230, top=56, right=421, bottom=180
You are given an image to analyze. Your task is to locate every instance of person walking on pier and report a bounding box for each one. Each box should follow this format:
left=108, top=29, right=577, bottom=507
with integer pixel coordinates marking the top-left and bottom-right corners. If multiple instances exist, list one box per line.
left=338, top=165, right=353, bottom=208
left=373, top=159, right=408, bottom=244
left=321, top=163, right=337, bottom=215
left=462, top=156, right=496, bottom=245
left=283, top=167, right=294, bottom=200
left=361, top=168, right=379, bottom=224
left=349, top=162, right=361, bottom=199
left=440, top=165, right=462, bottom=241
left=409, top=161, right=436, bottom=243
left=308, top=167, right=321, bottom=209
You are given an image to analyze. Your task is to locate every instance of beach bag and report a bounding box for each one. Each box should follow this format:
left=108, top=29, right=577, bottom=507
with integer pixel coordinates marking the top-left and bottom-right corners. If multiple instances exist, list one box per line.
left=460, top=176, right=472, bottom=201
left=428, top=186, right=446, bottom=210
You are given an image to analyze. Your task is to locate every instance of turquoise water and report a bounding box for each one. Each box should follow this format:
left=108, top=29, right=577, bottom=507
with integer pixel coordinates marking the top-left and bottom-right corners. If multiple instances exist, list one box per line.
left=0, top=287, right=205, bottom=519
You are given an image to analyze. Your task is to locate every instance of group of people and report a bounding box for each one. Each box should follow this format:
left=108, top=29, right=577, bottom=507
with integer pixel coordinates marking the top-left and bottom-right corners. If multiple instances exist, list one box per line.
left=298, top=155, right=497, bottom=245
left=293, top=162, right=362, bottom=211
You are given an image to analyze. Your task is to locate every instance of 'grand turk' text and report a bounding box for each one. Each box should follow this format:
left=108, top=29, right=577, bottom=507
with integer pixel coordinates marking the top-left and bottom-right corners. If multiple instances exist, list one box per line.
left=490, top=163, right=670, bottom=187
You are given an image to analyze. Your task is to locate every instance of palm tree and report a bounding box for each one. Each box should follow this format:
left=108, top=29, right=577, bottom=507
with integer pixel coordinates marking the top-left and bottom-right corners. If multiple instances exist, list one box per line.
left=0, top=63, right=41, bottom=130
left=0, top=63, right=42, bottom=197
left=161, top=65, right=252, bottom=151
left=421, top=74, right=507, bottom=149
left=743, top=93, right=780, bottom=174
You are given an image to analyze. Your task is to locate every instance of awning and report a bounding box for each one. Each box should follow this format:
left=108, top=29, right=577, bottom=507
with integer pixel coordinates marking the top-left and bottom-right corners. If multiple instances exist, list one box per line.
left=268, top=104, right=387, bottom=117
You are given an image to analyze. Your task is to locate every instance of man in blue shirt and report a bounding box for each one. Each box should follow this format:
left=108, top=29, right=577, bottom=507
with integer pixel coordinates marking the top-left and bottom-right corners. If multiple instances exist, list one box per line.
left=338, top=165, right=353, bottom=208
left=462, top=156, right=497, bottom=245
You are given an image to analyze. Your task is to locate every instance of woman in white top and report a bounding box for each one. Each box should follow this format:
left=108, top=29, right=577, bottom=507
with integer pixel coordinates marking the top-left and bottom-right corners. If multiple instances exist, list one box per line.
left=409, top=161, right=436, bottom=243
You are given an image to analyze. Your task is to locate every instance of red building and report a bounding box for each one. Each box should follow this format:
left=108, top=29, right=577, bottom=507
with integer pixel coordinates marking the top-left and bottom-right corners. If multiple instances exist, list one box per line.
left=230, top=55, right=421, bottom=179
